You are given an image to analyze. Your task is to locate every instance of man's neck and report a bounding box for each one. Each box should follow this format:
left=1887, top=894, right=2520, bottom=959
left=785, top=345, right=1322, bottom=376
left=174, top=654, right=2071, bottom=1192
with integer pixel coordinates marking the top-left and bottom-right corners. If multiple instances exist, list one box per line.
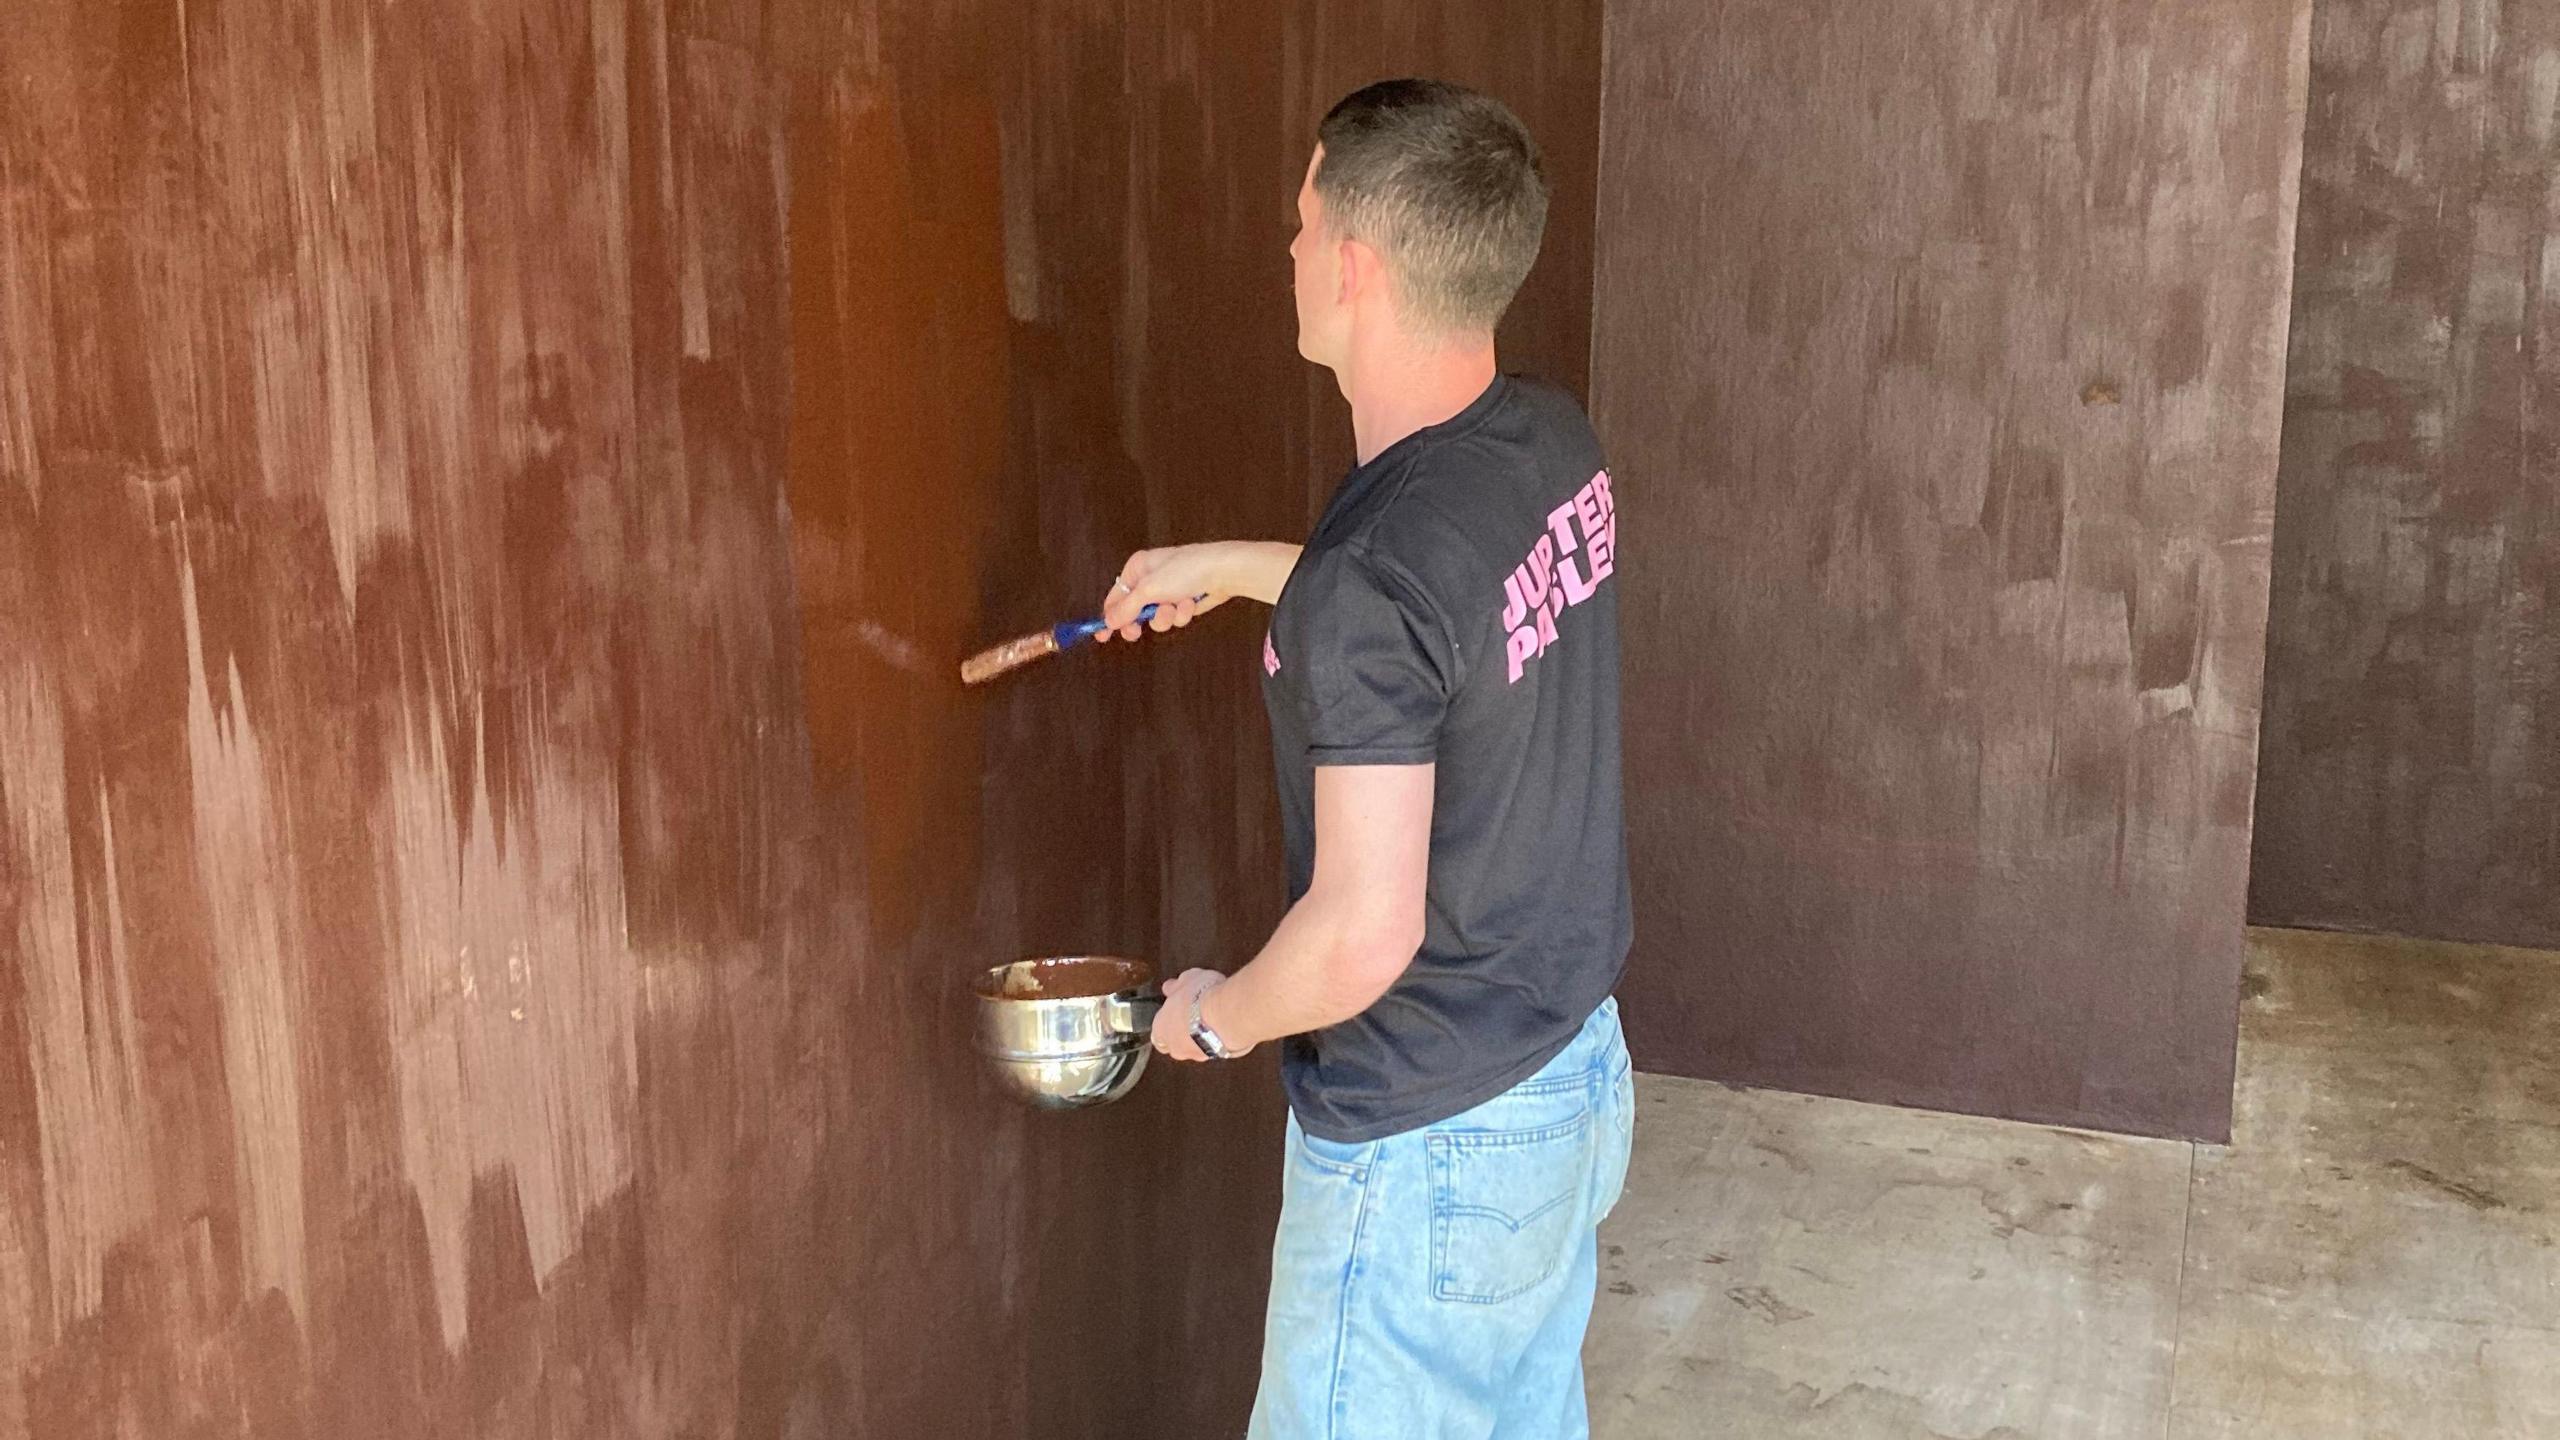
left=1340, top=334, right=1499, bottom=466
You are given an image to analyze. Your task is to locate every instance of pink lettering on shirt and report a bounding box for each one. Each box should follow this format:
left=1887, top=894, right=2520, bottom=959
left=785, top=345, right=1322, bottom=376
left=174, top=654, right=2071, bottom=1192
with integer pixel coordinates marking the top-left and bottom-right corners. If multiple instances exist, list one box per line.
left=1557, top=551, right=1598, bottom=607
left=1546, top=500, right=1581, bottom=557
left=1505, top=625, right=1538, bottom=683
left=1499, top=469, right=1618, bottom=685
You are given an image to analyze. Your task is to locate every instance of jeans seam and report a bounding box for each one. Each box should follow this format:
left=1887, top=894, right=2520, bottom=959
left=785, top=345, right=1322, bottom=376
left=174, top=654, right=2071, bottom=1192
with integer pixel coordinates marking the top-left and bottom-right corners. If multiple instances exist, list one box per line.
left=1442, top=1189, right=1575, bottom=1233
left=1326, top=1140, right=1381, bottom=1440
left=1428, top=1109, right=1593, bottom=1152
left=1299, top=1148, right=1368, bottom=1180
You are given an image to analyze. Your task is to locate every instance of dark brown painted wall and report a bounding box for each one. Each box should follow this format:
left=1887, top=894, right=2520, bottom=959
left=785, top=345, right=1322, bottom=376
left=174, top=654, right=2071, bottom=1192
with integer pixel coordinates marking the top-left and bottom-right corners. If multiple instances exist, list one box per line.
left=0, top=2, right=1596, bottom=1437
left=1593, top=0, right=2311, bottom=1141
left=2251, top=0, right=2560, bottom=951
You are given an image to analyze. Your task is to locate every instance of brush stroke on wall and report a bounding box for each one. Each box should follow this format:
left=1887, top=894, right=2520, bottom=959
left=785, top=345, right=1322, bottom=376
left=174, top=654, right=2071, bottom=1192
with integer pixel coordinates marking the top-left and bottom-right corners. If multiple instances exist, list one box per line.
left=2252, top=0, right=2560, bottom=952
left=1593, top=0, right=2313, bottom=1141
left=0, top=0, right=1600, bottom=1435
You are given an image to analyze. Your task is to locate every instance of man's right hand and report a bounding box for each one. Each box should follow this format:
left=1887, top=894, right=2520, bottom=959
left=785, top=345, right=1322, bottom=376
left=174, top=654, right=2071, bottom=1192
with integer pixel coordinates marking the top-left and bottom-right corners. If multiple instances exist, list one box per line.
left=1097, top=543, right=1236, bottom=642
left=1097, top=541, right=1304, bottom=642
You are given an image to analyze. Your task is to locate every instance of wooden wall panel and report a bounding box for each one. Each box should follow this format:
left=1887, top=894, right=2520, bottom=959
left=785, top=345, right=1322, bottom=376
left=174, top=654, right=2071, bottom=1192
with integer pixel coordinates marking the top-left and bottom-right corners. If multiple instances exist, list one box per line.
left=1594, top=0, right=2311, bottom=1140
left=0, top=1, right=1598, bottom=1437
left=2251, top=0, right=2560, bottom=951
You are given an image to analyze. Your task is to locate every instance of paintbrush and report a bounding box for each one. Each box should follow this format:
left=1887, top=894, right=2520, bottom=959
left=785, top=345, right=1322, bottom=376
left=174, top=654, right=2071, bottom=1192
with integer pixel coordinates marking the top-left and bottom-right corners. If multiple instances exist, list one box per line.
left=960, top=601, right=1199, bottom=685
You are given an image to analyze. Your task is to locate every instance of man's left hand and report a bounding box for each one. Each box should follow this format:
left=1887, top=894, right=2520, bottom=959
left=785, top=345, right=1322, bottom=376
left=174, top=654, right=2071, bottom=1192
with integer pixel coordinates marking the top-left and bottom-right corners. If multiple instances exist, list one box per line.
left=1153, top=968, right=1250, bottom=1061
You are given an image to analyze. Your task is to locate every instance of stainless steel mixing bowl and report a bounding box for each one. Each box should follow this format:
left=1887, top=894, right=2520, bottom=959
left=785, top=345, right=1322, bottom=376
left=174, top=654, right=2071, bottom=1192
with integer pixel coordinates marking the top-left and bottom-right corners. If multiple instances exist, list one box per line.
left=974, top=957, right=1164, bottom=1109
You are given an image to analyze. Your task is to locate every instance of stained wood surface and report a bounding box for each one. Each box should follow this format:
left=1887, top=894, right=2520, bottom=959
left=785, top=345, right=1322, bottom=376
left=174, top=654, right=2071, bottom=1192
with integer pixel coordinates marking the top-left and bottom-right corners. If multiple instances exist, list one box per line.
left=1594, top=0, right=2312, bottom=1140
left=2252, top=0, right=2560, bottom=951
left=0, top=1, right=1599, bottom=1435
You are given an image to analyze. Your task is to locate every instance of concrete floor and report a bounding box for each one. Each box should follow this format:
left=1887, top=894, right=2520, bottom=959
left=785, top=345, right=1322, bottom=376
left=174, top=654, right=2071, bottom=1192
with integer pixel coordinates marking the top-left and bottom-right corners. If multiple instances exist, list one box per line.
left=1588, top=927, right=2560, bottom=1439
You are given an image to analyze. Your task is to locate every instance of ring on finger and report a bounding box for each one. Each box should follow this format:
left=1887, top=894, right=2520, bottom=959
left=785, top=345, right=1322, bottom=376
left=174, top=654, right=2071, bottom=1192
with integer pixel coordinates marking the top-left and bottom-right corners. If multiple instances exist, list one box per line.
left=1112, top=577, right=1134, bottom=594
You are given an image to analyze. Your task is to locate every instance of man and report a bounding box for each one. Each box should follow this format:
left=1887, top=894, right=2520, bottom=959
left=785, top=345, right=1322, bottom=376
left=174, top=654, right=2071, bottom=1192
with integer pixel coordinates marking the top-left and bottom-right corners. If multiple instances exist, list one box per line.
left=1097, top=78, right=1634, bottom=1439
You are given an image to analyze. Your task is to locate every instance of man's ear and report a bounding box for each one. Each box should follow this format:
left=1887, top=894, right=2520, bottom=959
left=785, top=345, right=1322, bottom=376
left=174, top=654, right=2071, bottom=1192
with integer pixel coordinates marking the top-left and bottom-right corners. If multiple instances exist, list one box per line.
left=1338, top=236, right=1378, bottom=307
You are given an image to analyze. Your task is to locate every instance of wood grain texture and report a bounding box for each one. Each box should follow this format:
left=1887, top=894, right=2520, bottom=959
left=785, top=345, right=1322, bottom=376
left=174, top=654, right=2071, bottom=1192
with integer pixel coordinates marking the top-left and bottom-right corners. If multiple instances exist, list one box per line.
left=1593, top=0, right=2311, bottom=1141
left=0, top=0, right=1598, bottom=1436
left=2251, top=0, right=2560, bottom=951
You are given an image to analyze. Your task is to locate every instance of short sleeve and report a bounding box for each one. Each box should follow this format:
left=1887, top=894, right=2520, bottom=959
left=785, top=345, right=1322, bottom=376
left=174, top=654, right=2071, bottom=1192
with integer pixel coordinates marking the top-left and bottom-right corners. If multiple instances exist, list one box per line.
left=1299, top=550, right=1453, bottom=765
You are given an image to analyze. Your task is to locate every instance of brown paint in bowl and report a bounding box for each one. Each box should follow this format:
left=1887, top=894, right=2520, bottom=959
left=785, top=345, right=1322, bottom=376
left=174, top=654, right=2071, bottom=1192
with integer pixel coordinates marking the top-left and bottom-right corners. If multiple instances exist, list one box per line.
left=977, top=956, right=1154, bottom=1002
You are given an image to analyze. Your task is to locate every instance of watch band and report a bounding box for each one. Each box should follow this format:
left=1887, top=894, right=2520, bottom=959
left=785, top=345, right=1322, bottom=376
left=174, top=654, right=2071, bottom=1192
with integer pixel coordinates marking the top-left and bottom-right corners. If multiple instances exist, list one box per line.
left=1189, top=985, right=1233, bottom=1060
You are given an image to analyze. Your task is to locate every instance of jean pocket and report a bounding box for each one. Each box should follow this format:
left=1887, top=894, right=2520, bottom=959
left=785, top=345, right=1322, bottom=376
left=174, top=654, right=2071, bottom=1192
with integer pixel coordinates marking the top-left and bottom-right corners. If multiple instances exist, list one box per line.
left=1427, top=1110, right=1595, bottom=1304
left=1596, top=1061, right=1636, bottom=1223
left=1295, top=1124, right=1376, bottom=1181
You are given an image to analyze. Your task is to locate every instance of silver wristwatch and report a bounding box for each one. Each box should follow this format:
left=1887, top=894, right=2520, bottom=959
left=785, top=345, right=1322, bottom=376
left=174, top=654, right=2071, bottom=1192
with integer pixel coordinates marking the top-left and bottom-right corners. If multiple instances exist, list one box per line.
left=1189, top=985, right=1234, bottom=1060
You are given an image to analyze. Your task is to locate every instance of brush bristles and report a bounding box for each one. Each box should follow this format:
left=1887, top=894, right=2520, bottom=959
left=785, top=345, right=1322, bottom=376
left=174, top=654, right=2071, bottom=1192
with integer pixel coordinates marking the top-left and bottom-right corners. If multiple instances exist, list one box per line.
left=959, top=631, right=1060, bottom=685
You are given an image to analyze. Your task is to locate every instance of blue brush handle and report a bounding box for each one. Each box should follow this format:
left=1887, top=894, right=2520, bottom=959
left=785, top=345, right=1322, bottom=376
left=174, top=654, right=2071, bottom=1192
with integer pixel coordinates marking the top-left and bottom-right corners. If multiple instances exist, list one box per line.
left=1055, top=595, right=1209, bottom=650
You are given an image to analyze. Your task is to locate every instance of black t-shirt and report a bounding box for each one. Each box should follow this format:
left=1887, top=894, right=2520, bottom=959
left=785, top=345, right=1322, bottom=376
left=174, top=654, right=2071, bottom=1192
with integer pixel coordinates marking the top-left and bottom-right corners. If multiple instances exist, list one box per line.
left=1260, top=374, right=1633, bottom=1143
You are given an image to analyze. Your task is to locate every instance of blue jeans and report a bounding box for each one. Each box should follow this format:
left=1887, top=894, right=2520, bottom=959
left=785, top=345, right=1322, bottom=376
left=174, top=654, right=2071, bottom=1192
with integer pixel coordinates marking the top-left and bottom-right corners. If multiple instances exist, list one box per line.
left=1248, top=998, right=1637, bottom=1440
